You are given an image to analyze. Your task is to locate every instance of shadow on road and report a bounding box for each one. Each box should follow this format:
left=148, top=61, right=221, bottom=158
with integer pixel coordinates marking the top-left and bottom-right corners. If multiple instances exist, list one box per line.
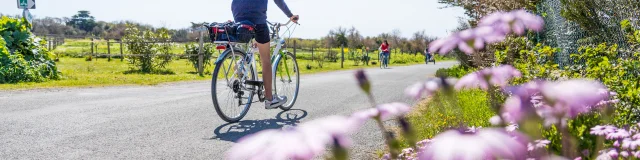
left=210, top=109, right=308, bottom=142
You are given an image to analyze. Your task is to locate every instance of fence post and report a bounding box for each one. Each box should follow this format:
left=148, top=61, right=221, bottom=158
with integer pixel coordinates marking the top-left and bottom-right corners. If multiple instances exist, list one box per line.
left=90, top=38, right=94, bottom=61
left=48, top=38, right=52, bottom=50
left=341, top=44, right=345, bottom=68
left=311, top=47, right=314, bottom=63
left=293, top=40, right=297, bottom=57
left=120, top=40, right=124, bottom=61
left=107, top=39, right=111, bottom=61
left=198, top=30, right=205, bottom=76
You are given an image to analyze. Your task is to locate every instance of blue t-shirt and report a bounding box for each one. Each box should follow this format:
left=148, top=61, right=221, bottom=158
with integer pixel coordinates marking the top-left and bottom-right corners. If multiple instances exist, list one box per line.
left=232, top=0, right=293, bottom=25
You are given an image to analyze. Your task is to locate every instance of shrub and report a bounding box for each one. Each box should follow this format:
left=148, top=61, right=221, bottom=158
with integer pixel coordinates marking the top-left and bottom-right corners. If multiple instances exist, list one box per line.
left=565, top=43, right=640, bottom=125
left=435, top=65, right=476, bottom=78
left=123, top=24, right=173, bottom=73
left=0, top=16, right=59, bottom=83
left=184, top=43, right=215, bottom=73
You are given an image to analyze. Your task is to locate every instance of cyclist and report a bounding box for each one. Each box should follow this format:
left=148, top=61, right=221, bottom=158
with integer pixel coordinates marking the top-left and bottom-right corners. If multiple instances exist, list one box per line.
left=379, top=40, right=390, bottom=68
left=424, top=48, right=432, bottom=64
left=231, top=0, right=299, bottom=109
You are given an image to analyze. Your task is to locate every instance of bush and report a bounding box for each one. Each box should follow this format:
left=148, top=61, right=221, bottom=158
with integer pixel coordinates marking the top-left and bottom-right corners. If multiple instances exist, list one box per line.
left=565, top=43, right=640, bottom=125
left=184, top=43, right=215, bottom=73
left=0, top=16, right=59, bottom=83
left=435, top=65, right=476, bottom=78
left=123, top=24, right=173, bottom=73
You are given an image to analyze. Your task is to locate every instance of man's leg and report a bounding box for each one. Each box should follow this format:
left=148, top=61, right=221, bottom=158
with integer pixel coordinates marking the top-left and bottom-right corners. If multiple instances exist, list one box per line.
left=254, top=23, right=286, bottom=109
left=257, top=42, right=273, bottom=100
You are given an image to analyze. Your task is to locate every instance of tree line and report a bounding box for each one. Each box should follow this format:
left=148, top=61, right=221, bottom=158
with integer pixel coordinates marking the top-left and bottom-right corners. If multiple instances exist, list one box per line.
left=2, top=10, right=440, bottom=54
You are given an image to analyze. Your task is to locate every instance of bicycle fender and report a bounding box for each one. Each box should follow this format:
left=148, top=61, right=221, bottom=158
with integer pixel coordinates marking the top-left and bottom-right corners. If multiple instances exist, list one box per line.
left=215, top=49, right=232, bottom=64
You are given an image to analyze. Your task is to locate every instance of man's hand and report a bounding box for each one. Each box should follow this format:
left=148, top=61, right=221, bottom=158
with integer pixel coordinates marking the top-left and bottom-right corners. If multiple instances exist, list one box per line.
left=290, top=15, right=299, bottom=23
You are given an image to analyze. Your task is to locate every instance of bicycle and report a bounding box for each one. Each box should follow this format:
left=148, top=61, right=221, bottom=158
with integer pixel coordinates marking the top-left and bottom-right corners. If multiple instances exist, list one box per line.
left=379, top=52, right=389, bottom=69
left=426, top=53, right=436, bottom=65
left=204, top=19, right=300, bottom=123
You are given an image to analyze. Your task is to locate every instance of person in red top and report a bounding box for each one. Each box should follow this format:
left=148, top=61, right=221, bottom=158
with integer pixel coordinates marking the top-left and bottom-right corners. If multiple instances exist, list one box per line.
left=379, top=40, right=390, bottom=68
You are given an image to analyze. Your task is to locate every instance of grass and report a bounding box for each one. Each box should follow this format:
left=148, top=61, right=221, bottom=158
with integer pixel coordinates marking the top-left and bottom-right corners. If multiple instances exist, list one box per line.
left=4, top=38, right=453, bottom=90
left=373, top=89, right=494, bottom=158
left=51, top=39, right=189, bottom=58
left=404, top=90, right=494, bottom=142
left=0, top=53, right=450, bottom=90
left=0, top=57, right=213, bottom=90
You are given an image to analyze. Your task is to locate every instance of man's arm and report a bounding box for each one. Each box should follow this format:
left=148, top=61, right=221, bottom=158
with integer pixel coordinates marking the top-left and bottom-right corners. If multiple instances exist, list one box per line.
left=274, top=0, right=294, bottom=18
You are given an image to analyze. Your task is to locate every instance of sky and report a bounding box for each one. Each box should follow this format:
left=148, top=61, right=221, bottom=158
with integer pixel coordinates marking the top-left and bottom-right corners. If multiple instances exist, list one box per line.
left=1, top=0, right=467, bottom=39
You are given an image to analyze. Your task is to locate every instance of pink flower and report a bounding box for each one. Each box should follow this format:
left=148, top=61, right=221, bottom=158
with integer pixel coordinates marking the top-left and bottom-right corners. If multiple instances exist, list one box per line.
left=633, top=134, right=640, bottom=140
left=479, top=10, right=544, bottom=35
left=503, top=96, right=526, bottom=122
left=382, top=154, right=391, bottom=160
left=607, top=149, right=619, bottom=159
left=405, top=82, right=427, bottom=100
left=350, top=102, right=412, bottom=124
left=404, top=78, right=456, bottom=100
left=227, top=130, right=319, bottom=160
left=428, top=36, right=461, bottom=55
left=540, top=79, right=609, bottom=117
left=607, top=129, right=631, bottom=140
left=226, top=116, right=361, bottom=160
left=466, top=126, right=482, bottom=133
left=527, top=140, right=550, bottom=152
left=418, top=128, right=528, bottom=160
left=506, top=123, right=519, bottom=132
left=428, top=26, right=506, bottom=55
left=621, top=151, right=630, bottom=158
left=622, top=138, right=640, bottom=150
left=298, top=116, right=361, bottom=147
left=377, top=103, right=411, bottom=120
left=591, top=125, right=617, bottom=136
left=455, top=65, right=521, bottom=90
left=417, top=139, right=434, bottom=148
left=489, top=116, right=502, bottom=125
left=350, top=108, right=379, bottom=125
left=634, top=151, right=640, bottom=158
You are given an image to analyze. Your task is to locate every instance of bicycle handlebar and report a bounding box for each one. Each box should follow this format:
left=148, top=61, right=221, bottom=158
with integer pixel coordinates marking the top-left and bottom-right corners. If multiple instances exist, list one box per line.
left=267, top=18, right=299, bottom=28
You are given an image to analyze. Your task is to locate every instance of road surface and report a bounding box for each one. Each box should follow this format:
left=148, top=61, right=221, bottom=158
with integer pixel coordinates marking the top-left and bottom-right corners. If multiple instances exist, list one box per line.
left=0, top=61, right=457, bottom=159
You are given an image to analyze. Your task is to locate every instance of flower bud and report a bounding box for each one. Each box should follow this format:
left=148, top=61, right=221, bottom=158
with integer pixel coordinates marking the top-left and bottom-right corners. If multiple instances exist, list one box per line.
left=398, top=116, right=417, bottom=147
left=355, top=70, right=371, bottom=94
left=332, top=137, right=348, bottom=160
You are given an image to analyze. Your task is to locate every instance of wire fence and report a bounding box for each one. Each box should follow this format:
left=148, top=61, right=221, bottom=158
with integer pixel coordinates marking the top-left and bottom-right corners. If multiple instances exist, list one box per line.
left=535, top=0, right=640, bottom=67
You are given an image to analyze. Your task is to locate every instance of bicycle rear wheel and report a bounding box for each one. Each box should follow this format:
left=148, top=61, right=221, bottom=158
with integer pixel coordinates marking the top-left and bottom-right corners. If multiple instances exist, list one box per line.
left=274, top=52, right=300, bottom=111
left=211, top=49, right=255, bottom=123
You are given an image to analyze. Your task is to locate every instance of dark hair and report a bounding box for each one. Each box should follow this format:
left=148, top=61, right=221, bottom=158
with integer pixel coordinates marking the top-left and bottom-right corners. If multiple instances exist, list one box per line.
left=383, top=40, right=388, bottom=44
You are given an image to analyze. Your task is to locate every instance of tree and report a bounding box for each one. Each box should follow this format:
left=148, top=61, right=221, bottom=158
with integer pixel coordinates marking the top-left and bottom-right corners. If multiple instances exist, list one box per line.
left=327, top=27, right=348, bottom=47
left=347, top=27, right=363, bottom=49
left=67, top=11, right=97, bottom=33
left=438, top=0, right=541, bottom=26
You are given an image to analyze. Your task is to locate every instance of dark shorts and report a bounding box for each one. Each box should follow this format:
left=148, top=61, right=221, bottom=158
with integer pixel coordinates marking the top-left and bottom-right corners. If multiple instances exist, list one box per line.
left=254, top=24, right=270, bottom=44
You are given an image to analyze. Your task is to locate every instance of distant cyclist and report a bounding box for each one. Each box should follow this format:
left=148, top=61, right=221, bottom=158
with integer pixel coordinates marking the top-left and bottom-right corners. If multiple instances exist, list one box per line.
left=424, top=48, right=432, bottom=64
left=379, top=40, right=390, bottom=68
left=231, top=0, right=299, bottom=109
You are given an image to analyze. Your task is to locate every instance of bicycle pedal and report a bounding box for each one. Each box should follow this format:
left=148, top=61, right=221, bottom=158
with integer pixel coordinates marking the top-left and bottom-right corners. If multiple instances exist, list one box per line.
left=245, top=80, right=264, bottom=86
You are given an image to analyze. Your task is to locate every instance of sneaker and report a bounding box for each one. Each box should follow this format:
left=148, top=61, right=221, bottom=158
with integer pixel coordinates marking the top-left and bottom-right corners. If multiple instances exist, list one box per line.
left=265, top=95, right=288, bottom=109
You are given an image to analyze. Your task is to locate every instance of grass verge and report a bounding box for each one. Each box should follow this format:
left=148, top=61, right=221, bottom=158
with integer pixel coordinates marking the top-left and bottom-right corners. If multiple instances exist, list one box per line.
left=0, top=57, right=451, bottom=90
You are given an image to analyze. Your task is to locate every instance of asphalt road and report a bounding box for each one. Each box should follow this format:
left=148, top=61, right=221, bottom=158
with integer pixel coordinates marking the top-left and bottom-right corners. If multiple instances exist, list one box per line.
left=0, top=61, right=457, bottom=160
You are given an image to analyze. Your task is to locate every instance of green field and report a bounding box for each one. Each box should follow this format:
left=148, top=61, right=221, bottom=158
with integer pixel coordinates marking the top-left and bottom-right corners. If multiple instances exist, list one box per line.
left=0, top=38, right=456, bottom=90
left=51, top=39, right=189, bottom=58
left=0, top=53, right=450, bottom=90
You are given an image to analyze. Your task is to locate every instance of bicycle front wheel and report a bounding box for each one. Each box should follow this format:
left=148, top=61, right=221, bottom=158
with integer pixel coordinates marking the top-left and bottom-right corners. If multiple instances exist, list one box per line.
left=274, top=52, right=300, bottom=111
left=211, top=49, right=254, bottom=123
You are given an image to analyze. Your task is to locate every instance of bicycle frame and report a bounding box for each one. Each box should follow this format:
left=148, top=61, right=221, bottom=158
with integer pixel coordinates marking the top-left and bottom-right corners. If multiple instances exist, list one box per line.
left=212, top=20, right=295, bottom=100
